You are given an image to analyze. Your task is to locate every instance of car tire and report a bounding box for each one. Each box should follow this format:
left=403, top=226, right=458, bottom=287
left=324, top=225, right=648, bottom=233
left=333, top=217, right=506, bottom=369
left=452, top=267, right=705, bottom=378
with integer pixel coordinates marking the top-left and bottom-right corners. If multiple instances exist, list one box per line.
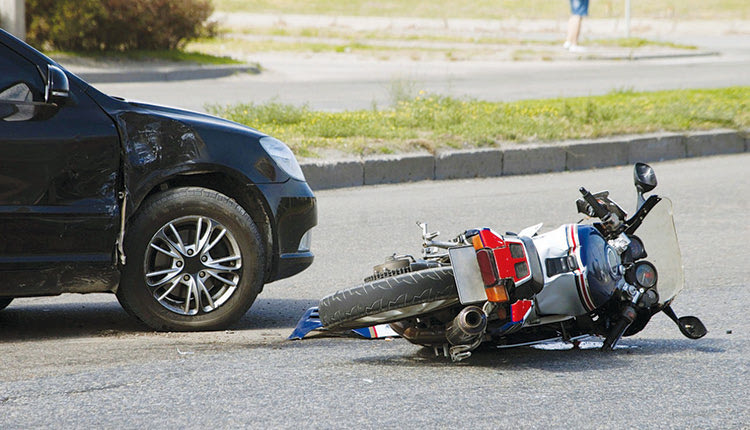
left=0, top=298, right=13, bottom=311
left=117, top=187, right=264, bottom=331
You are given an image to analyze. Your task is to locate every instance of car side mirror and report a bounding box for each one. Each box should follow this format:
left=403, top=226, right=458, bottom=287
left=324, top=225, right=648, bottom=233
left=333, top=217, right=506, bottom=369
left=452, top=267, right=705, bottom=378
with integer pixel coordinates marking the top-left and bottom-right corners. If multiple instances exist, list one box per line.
left=45, top=65, right=69, bottom=105
left=634, top=162, right=657, bottom=208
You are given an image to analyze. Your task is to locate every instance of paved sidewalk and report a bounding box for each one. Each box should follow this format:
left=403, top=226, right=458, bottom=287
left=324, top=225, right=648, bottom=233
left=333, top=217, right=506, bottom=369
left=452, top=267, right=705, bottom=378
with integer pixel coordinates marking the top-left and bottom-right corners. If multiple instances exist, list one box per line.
left=59, top=42, right=716, bottom=84
left=54, top=12, right=745, bottom=84
left=226, top=32, right=718, bottom=62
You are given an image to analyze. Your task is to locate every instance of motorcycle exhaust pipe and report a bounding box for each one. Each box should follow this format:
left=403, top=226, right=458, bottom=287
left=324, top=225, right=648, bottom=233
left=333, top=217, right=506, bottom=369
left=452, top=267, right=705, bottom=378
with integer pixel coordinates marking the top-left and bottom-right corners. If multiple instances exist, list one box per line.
left=446, top=306, right=487, bottom=346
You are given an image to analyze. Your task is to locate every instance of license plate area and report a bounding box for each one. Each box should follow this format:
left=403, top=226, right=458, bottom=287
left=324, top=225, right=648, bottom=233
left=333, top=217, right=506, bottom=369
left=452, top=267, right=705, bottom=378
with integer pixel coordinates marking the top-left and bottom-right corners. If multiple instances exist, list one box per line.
left=449, top=246, right=487, bottom=304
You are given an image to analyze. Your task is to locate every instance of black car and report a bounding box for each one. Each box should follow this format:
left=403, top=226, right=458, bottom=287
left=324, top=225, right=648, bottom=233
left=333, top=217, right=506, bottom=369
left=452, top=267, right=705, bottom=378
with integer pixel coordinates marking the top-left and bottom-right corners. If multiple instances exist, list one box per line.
left=0, top=29, right=316, bottom=331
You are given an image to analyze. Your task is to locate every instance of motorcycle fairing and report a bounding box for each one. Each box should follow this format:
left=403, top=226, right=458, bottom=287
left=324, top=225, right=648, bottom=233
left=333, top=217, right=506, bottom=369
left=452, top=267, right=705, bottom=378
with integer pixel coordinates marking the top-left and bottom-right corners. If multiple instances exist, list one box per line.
left=576, top=225, right=622, bottom=309
left=531, top=224, right=619, bottom=316
left=492, top=299, right=535, bottom=335
left=532, top=224, right=589, bottom=316
left=511, top=300, right=533, bottom=321
left=471, top=228, right=532, bottom=286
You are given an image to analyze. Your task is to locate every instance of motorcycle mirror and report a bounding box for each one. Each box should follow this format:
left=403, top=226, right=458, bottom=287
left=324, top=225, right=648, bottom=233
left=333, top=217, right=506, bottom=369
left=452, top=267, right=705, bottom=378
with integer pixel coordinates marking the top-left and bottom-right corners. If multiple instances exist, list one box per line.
left=677, top=316, right=708, bottom=340
left=634, top=163, right=657, bottom=208
left=634, top=163, right=657, bottom=193
left=662, top=306, right=708, bottom=340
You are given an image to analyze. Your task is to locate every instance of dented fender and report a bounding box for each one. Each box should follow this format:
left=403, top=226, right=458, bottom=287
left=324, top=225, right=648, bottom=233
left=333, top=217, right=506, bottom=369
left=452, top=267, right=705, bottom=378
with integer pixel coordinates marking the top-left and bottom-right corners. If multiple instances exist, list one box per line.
left=103, top=102, right=287, bottom=214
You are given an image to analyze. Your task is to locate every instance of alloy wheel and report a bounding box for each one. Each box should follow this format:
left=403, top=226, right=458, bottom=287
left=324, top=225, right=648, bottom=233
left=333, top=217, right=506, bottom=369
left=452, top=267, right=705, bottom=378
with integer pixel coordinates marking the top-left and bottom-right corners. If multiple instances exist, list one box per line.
left=144, top=215, right=242, bottom=315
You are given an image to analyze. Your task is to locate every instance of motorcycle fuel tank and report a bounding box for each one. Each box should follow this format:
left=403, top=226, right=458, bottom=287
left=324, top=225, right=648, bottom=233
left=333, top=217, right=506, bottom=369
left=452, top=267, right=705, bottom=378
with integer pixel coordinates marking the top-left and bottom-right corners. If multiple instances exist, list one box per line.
left=532, top=224, right=620, bottom=316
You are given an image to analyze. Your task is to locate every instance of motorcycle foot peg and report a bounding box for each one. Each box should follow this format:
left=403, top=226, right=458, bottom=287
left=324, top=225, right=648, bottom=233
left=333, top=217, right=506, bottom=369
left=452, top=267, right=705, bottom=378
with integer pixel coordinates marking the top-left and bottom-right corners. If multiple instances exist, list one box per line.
left=449, top=344, right=474, bottom=362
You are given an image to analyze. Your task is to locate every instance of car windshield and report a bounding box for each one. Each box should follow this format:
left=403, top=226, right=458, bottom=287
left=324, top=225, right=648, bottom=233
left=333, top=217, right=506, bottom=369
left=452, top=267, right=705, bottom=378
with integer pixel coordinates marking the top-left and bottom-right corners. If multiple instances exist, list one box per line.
left=634, top=197, right=684, bottom=305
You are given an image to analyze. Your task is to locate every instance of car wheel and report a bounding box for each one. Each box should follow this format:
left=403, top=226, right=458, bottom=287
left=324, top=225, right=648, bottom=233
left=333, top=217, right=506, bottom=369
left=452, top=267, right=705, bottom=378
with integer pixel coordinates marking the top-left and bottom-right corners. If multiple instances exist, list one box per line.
left=117, top=187, right=264, bottom=331
left=0, top=298, right=13, bottom=311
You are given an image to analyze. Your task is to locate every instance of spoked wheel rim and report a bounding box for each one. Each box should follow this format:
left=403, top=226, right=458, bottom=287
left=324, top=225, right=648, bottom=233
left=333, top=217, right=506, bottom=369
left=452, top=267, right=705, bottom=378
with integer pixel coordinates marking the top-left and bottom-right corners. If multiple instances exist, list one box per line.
left=144, top=215, right=242, bottom=316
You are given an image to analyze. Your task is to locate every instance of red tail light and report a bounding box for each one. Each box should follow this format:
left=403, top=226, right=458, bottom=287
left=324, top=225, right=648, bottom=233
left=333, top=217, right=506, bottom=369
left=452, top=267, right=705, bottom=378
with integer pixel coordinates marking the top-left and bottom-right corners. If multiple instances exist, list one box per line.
left=476, top=248, right=499, bottom=287
left=472, top=228, right=532, bottom=284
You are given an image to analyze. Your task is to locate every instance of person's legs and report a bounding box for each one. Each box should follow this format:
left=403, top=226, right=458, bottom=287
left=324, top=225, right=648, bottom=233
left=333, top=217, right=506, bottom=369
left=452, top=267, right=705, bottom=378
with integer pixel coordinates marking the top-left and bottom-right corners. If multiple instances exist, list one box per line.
left=565, top=0, right=588, bottom=49
left=566, top=14, right=582, bottom=46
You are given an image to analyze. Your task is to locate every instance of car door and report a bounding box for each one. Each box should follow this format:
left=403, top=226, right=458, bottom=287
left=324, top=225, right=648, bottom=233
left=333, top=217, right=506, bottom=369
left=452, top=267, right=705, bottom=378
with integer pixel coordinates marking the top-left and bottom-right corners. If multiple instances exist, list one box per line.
left=0, top=40, right=121, bottom=295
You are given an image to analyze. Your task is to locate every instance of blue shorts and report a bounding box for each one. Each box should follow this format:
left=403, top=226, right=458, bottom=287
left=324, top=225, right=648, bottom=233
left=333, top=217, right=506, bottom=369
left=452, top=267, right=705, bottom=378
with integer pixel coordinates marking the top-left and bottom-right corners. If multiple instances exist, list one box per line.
left=570, top=0, right=589, bottom=16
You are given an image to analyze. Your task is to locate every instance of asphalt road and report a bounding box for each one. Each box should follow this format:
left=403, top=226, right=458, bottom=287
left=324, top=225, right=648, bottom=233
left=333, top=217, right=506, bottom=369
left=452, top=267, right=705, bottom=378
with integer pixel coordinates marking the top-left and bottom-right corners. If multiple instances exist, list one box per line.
left=1, top=154, right=748, bottom=428
left=93, top=43, right=750, bottom=112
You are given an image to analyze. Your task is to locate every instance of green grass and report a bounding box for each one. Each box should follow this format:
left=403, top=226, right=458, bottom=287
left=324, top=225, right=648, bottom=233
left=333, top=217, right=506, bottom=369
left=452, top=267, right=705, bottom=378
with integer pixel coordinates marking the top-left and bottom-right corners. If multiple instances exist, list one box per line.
left=207, top=87, right=750, bottom=158
left=214, top=0, right=749, bottom=20
left=47, top=49, right=243, bottom=65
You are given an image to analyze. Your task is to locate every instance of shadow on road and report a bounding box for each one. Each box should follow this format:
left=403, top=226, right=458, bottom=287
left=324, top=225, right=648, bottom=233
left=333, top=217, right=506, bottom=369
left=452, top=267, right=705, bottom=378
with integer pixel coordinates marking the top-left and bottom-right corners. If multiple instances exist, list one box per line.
left=236, top=297, right=317, bottom=330
left=352, top=337, right=725, bottom=371
left=0, top=297, right=318, bottom=341
left=0, top=300, right=140, bottom=342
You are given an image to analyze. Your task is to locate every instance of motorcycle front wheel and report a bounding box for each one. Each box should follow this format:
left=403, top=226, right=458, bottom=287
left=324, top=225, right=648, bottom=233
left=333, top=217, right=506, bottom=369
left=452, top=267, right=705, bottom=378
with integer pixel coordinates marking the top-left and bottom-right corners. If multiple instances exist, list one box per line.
left=318, top=266, right=459, bottom=329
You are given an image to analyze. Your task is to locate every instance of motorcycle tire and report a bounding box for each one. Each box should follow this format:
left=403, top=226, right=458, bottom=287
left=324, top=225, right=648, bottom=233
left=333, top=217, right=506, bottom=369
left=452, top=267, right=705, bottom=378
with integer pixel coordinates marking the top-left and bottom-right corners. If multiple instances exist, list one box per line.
left=318, top=266, right=458, bottom=329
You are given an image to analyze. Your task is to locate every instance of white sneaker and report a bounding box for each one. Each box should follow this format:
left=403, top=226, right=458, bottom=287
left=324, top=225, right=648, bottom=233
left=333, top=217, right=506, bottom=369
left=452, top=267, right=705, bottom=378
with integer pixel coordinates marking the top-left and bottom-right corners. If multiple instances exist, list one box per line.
left=568, top=44, right=587, bottom=53
left=563, top=41, right=572, bottom=49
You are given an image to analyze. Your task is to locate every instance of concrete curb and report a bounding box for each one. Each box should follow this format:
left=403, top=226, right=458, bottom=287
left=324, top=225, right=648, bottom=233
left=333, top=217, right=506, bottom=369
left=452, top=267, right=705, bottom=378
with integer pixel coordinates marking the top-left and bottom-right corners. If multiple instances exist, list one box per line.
left=73, top=64, right=260, bottom=84
left=300, top=129, right=749, bottom=190
left=587, top=50, right=720, bottom=61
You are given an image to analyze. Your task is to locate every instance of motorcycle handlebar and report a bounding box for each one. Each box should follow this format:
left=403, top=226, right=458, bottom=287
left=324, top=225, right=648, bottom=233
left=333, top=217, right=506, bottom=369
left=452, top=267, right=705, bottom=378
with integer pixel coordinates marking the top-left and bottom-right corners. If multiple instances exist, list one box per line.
left=579, top=187, right=610, bottom=219
left=425, top=240, right=462, bottom=249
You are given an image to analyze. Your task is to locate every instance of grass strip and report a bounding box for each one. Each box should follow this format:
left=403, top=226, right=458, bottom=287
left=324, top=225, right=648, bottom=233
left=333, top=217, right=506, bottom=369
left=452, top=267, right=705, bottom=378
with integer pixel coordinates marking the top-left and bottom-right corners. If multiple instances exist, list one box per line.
left=207, top=87, right=749, bottom=158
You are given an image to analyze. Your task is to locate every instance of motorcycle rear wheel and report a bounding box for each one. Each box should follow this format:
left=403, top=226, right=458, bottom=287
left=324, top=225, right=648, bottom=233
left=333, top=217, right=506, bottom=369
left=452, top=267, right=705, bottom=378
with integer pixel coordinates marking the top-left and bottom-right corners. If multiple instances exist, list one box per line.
left=318, top=266, right=458, bottom=329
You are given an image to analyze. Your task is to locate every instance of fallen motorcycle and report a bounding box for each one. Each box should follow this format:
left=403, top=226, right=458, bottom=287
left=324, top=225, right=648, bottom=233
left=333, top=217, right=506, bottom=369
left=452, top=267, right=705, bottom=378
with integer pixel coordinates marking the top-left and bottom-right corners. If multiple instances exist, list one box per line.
left=294, top=163, right=707, bottom=361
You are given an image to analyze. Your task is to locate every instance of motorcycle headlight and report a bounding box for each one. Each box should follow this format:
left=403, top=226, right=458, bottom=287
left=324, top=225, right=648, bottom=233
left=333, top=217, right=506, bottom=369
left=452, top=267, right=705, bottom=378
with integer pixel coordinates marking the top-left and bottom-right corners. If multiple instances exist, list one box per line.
left=623, top=235, right=647, bottom=263
left=605, top=246, right=622, bottom=278
left=259, top=136, right=305, bottom=181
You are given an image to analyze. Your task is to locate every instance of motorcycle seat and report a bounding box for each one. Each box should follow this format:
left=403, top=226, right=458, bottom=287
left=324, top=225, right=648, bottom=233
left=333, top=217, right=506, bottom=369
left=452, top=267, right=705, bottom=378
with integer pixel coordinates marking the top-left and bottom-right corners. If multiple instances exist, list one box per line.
left=517, top=235, right=545, bottom=298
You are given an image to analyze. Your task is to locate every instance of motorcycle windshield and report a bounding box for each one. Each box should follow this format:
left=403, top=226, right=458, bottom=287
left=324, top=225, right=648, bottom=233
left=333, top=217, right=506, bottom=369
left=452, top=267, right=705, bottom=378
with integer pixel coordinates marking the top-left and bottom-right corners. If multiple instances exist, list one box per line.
left=634, top=197, right=684, bottom=305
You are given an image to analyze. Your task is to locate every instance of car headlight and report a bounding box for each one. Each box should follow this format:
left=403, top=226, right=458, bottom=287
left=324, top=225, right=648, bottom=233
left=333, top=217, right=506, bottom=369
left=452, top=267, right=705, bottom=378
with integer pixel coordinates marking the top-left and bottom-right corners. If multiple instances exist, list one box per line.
left=259, top=136, right=305, bottom=181
left=298, top=229, right=312, bottom=252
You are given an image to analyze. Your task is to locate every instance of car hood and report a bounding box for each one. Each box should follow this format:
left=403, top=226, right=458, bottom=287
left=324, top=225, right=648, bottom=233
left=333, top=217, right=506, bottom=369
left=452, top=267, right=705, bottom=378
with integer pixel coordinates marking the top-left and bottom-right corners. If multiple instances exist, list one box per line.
left=124, top=100, right=266, bottom=139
